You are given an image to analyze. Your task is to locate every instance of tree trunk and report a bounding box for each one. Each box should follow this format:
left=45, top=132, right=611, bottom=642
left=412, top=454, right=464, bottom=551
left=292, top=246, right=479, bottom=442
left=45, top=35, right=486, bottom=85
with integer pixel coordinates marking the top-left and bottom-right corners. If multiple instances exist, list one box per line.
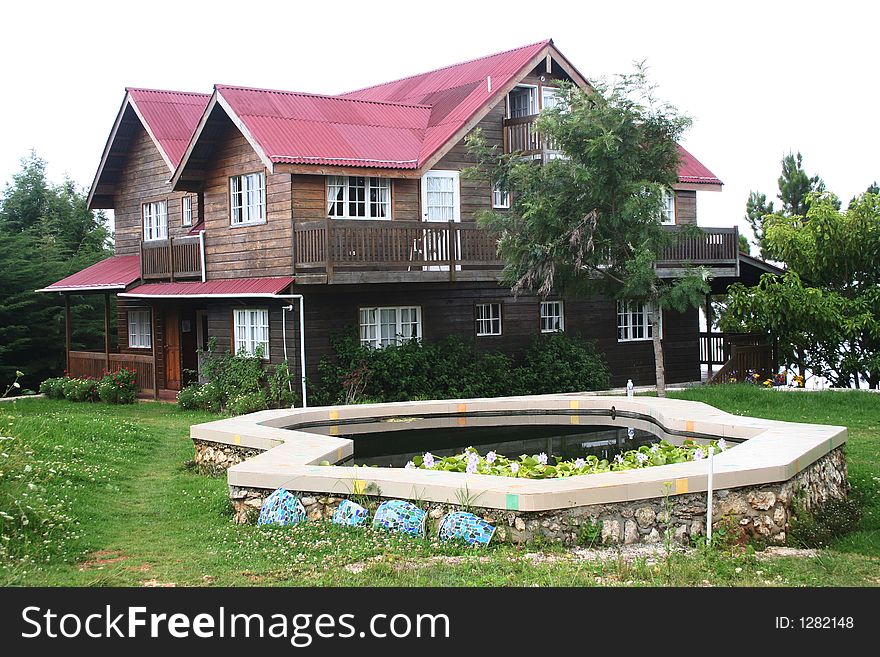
left=651, top=306, right=666, bottom=398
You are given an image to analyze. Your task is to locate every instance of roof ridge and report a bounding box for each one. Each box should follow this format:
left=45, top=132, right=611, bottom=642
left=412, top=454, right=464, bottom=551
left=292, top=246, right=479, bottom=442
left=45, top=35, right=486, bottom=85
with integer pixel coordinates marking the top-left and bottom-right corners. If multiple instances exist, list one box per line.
left=340, top=39, right=552, bottom=97
left=215, top=84, right=432, bottom=110
left=126, top=87, right=211, bottom=99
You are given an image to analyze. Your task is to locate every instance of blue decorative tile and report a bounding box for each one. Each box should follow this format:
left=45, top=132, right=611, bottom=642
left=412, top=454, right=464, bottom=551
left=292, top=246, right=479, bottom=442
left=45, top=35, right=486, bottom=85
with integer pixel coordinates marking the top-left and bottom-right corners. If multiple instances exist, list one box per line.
left=332, top=499, right=369, bottom=527
left=438, top=511, right=496, bottom=547
left=372, top=500, right=426, bottom=537
left=257, top=488, right=306, bottom=526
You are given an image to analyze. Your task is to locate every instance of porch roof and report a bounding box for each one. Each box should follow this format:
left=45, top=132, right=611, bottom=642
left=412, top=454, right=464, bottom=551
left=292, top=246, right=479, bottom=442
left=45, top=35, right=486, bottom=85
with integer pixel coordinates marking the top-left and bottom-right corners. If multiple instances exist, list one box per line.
left=36, top=255, right=141, bottom=293
left=118, top=277, right=294, bottom=299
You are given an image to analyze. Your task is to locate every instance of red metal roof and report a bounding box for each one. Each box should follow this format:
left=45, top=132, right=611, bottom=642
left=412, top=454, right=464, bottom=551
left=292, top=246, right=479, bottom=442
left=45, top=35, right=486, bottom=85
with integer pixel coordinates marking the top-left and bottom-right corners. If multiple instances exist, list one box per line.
left=37, top=255, right=141, bottom=293
left=677, top=145, right=723, bottom=186
left=217, top=86, right=431, bottom=168
left=119, top=277, right=294, bottom=298
left=127, top=88, right=211, bottom=168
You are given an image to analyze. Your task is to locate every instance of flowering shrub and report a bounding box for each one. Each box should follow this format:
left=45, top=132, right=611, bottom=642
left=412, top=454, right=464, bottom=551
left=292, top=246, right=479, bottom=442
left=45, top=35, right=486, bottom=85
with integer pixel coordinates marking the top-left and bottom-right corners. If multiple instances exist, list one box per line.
left=397, top=438, right=729, bottom=480
left=96, top=368, right=138, bottom=405
left=39, top=377, right=67, bottom=400
left=61, top=376, right=98, bottom=402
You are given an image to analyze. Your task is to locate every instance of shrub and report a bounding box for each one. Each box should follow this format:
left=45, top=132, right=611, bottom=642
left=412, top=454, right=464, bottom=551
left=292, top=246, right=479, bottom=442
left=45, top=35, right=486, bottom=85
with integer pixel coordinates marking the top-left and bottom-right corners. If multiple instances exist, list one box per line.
left=96, top=368, right=138, bottom=404
left=227, top=391, right=270, bottom=416
left=268, top=360, right=297, bottom=408
left=788, top=496, right=863, bottom=548
left=39, top=377, right=67, bottom=400
left=518, top=332, right=610, bottom=394
left=177, top=381, right=223, bottom=413
left=61, top=377, right=98, bottom=402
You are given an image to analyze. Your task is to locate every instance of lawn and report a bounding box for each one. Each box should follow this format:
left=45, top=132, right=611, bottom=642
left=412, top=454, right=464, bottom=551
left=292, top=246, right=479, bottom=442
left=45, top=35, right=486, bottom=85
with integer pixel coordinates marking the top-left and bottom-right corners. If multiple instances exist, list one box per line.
left=0, top=387, right=878, bottom=587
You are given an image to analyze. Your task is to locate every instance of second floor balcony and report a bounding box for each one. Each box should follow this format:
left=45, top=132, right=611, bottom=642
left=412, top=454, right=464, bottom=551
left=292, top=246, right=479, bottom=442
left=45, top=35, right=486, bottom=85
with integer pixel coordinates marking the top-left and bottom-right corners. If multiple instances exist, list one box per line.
left=502, top=113, right=562, bottom=161
left=293, top=219, right=740, bottom=284
left=139, top=234, right=204, bottom=281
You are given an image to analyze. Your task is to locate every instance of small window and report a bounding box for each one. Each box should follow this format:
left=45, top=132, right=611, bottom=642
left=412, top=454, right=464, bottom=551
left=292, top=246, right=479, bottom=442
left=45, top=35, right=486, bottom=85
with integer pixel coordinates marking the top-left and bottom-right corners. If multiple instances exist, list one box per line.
left=230, top=172, right=266, bottom=225
left=233, top=308, right=269, bottom=359
left=541, top=87, right=560, bottom=110
left=540, top=300, right=564, bottom=333
left=492, top=182, right=510, bottom=209
left=182, top=195, right=193, bottom=226
left=661, top=190, right=676, bottom=225
left=142, top=201, right=168, bottom=241
left=327, top=176, right=391, bottom=219
left=475, top=303, right=502, bottom=336
left=359, top=306, right=421, bottom=349
left=617, top=301, right=661, bottom=342
left=128, top=310, right=152, bottom=349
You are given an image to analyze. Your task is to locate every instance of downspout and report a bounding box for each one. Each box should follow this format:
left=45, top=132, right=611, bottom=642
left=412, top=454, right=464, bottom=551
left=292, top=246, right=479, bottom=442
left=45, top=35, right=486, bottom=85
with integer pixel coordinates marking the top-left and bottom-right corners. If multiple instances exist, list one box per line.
left=273, top=294, right=307, bottom=408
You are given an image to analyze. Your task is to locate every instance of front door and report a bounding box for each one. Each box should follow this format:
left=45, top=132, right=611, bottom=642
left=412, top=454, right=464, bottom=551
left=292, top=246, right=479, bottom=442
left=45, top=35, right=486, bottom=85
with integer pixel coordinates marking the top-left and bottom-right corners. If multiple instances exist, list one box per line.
left=164, top=308, right=181, bottom=391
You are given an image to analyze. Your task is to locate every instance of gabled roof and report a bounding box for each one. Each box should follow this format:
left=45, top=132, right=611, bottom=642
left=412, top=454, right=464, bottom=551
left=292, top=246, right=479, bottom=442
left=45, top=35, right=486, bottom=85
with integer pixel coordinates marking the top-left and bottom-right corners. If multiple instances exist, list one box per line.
left=677, top=145, right=723, bottom=188
left=88, top=88, right=209, bottom=209
left=36, top=255, right=141, bottom=293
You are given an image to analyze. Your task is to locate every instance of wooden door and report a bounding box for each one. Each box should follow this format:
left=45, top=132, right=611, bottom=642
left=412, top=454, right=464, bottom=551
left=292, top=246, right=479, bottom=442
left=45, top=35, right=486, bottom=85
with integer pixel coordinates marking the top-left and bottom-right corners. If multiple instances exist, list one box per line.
left=164, top=309, right=181, bottom=391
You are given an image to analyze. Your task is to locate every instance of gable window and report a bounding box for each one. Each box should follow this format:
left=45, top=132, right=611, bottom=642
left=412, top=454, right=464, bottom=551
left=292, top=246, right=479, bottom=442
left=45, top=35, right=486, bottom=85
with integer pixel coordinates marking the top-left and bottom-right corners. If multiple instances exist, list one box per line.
left=127, top=310, right=152, bottom=349
left=617, top=301, right=661, bottom=342
left=492, top=182, right=510, bottom=209
left=540, top=300, right=564, bottom=333
left=233, top=308, right=269, bottom=359
left=230, top=172, right=266, bottom=225
left=661, top=190, right=676, bottom=225
left=359, top=306, right=421, bottom=349
left=142, top=201, right=168, bottom=241
left=327, top=176, right=391, bottom=219
left=182, top=195, right=193, bottom=226
left=421, top=170, right=460, bottom=222
left=508, top=85, right=537, bottom=118
left=475, top=303, right=502, bottom=336
left=541, top=87, right=560, bottom=110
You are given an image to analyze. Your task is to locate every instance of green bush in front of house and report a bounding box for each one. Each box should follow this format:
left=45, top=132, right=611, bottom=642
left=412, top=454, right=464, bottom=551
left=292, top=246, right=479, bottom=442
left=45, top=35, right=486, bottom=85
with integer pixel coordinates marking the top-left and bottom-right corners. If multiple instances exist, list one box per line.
left=96, top=368, right=138, bottom=405
left=61, top=376, right=98, bottom=402
left=39, top=369, right=138, bottom=405
left=314, top=330, right=610, bottom=405
left=39, top=377, right=67, bottom=400
left=176, top=338, right=297, bottom=413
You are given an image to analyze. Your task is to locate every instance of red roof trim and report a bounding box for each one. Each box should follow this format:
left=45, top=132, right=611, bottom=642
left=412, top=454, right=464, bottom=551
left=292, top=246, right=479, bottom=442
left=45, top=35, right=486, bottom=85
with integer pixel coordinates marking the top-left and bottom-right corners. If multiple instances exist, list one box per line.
left=119, top=277, right=294, bottom=298
left=37, top=255, right=141, bottom=293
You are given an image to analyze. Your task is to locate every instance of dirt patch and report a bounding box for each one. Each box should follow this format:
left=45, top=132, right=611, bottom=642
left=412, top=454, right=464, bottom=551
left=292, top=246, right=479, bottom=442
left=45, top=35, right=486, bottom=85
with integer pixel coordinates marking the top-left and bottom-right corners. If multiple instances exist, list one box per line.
left=141, top=579, right=176, bottom=587
left=78, top=550, right=128, bottom=571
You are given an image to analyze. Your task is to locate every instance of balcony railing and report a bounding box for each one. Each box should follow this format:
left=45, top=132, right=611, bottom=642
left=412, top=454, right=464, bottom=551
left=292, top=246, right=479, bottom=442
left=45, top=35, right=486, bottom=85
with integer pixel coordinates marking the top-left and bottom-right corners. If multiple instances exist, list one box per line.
left=140, top=234, right=203, bottom=281
left=294, top=219, right=740, bottom=283
left=68, top=351, right=155, bottom=393
left=502, top=114, right=560, bottom=158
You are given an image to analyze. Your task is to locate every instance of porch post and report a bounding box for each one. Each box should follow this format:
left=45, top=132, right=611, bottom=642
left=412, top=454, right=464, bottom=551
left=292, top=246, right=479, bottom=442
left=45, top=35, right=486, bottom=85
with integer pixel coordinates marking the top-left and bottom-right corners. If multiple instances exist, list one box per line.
left=705, top=293, right=714, bottom=376
left=104, top=293, right=111, bottom=373
left=150, top=303, right=159, bottom=400
left=64, top=294, right=72, bottom=374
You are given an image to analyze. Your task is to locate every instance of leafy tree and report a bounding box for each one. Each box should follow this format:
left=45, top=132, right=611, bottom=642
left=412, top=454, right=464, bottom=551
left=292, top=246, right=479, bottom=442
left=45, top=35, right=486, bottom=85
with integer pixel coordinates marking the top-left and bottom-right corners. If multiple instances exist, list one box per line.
left=467, top=67, right=709, bottom=396
left=745, top=152, right=832, bottom=258
left=0, top=152, right=111, bottom=389
left=722, top=192, right=880, bottom=388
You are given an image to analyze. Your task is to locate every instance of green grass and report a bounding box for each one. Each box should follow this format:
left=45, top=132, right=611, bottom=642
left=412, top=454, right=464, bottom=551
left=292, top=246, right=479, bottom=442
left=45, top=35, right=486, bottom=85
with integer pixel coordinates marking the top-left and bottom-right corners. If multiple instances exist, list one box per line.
left=0, top=388, right=878, bottom=587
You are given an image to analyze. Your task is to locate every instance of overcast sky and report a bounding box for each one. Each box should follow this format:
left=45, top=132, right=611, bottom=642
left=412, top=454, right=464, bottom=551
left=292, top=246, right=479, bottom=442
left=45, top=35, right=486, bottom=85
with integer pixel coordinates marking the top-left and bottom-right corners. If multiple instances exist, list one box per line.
left=2, top=1, right=877, bottom=245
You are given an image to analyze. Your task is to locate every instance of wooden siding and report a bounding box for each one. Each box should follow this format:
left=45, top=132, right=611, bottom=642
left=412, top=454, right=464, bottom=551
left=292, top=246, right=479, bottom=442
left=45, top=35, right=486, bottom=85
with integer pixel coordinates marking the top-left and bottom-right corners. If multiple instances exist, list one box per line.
left=201, top=116, right=294, bottom=279
left=116, top=296, right=164, bottom=389
left=112, top=124, right=198, bottom=256
left=296, top=282, right=700, bottom=387
left=205, top=302, right=297, bottom=369
left=675, top=189, right=697, bottom=225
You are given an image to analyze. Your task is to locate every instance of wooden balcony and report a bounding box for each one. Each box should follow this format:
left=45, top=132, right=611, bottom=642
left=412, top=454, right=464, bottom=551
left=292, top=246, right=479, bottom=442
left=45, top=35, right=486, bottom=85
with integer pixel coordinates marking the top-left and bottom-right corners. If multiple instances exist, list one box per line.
left=140, top=235, right=203, bottom=281
left=293, top=220, right=741, bottom=284
left=294, top=219, right=502, bottom=284
left=502, top=114, right=562, bottom=160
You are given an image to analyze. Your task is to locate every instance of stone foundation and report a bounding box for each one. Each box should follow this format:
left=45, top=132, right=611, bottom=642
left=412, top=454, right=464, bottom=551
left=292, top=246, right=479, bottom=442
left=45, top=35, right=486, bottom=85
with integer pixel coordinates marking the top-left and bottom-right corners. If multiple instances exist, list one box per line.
left=193, top=439, right=262, bottom=476
left=224, top=446, right=848, bottom=547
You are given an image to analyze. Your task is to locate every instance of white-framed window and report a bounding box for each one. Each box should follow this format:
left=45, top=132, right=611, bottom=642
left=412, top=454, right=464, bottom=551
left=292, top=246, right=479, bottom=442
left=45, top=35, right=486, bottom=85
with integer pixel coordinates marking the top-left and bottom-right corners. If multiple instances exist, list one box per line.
left=359, top=306, right=422, bottom=349
left=127, top=310, right=152, bottom=349
left=617, top=301, right=661, bottom=342
left=233, top=308, right=269, bottom=359
left=230, top=172, right=266, bottom=225
left=142, top=201, right=168, bottom=241
left=492, top=182, right=510, bottom=209
left=182, top=195, right=193, bottom=226
left=661, top=190, right=676, bottom=225
left=475, top=303, right=502, bottom=336
left=508, top=85, right=538, bottom=118
left=326, top=176, right=391, bottom=219
left=541, top=87, right=560, bottom=110
left=540, top=300, right=564, bottom=333
left=421, top=170, right=460, bottom=222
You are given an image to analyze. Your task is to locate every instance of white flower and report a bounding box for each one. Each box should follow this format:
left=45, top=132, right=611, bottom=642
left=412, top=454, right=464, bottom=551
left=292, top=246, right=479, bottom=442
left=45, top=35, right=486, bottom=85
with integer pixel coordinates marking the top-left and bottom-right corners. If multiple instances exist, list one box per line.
left=405, top=461, right=416, bottom=469
left=717, top=439, right=728, bottom=452
left=486, top=451, right=497, bottom=464
left=693, top=448, right=705, bottom=461
left=510, top=462, right=520, bottom=475
left=24, top=465, right=32, bottom=473
left=649, top=444, right=660, bottom=453
left=574, top=458, right=586, bottom=469
left=12, top=382, right=20, bottom=389
left=635, top=452, right=649, bottom=464
left=536, top=452, right=548, bottom=466
left=613, top=454, right=624, bottom=464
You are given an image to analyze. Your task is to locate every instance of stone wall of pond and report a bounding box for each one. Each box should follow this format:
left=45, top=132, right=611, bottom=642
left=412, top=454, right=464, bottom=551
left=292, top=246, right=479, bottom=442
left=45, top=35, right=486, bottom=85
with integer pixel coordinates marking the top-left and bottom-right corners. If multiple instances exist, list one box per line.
left=192, top=440, right=262, bottom=476
left=195, top=438, right=848, bottom=546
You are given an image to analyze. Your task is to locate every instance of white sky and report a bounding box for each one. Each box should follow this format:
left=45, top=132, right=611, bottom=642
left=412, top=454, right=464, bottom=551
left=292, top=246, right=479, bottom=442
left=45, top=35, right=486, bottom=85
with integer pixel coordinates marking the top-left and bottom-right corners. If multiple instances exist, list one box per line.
left=2, top=0, right=877, bottom=245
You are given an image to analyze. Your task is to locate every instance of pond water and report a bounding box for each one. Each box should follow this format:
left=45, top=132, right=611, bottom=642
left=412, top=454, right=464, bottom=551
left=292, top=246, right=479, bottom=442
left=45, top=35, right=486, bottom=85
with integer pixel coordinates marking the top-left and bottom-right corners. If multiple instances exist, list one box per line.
left=307, top=417, right=658, bottom=467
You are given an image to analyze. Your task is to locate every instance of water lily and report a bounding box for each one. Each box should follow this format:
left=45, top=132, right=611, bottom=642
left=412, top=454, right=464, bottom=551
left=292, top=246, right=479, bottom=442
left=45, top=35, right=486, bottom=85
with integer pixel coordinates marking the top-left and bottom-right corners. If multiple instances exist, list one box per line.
left=717, top=439, right=727, bottom=452
left=510, top=462, right=520, bottom=474
left=423, top=452, right=435, bottom=468
left=613, top=454, right=624, bottom=464
left=635, top=452, right=648, bottom=464
left=693, top=448, right=705, bottom=461
left=466, top=452, right=479, bottom=474
left=574, top=458, right=586, bottom=469
left=486, top=450, right=497, bottom=464
left=537, top=452, right=548, bottom=465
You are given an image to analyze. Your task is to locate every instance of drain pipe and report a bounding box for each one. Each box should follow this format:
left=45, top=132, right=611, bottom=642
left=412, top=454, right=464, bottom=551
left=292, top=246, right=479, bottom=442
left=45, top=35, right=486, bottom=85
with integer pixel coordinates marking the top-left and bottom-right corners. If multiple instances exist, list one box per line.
left=273, top=294, right=307, bottom=408
left=706, top=446, right=715, bottom=544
